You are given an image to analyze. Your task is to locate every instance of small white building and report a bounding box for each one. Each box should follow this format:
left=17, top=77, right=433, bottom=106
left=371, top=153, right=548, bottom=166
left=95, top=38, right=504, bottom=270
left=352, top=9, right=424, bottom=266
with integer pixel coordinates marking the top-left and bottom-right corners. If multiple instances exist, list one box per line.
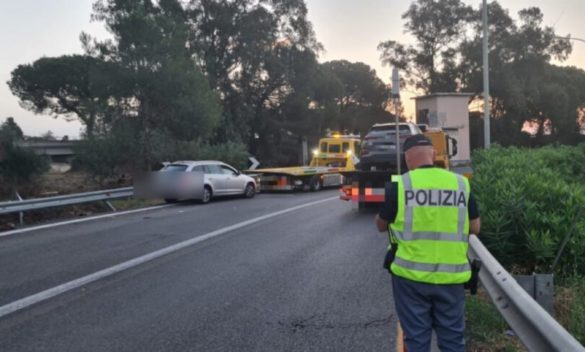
left=413, top=93, right=473, bottom=164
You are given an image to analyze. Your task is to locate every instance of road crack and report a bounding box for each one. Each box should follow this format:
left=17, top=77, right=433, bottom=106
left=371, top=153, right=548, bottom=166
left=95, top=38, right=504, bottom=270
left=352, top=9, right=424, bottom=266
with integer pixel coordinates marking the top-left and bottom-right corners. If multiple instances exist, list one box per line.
left=271, top=314, right=393, bottom=332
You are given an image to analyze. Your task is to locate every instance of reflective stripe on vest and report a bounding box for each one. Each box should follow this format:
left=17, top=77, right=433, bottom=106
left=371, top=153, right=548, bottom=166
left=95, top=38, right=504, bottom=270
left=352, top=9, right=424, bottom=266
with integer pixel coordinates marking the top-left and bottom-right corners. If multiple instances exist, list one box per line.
left=393, top=257, right=471, bottom=274
left=393, top=230, right=468, bottom=243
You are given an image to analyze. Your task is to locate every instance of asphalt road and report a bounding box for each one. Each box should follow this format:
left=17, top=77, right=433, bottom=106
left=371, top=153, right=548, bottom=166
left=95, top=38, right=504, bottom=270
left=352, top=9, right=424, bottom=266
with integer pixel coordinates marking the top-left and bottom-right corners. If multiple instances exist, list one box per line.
left=0, top=190, right=397, bottom=351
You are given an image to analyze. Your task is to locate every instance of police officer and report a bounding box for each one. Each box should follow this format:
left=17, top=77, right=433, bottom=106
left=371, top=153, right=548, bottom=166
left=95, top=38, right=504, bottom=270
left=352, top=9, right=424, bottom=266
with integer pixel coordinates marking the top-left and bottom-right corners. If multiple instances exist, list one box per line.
left=375, top=134, right=481, bottom=352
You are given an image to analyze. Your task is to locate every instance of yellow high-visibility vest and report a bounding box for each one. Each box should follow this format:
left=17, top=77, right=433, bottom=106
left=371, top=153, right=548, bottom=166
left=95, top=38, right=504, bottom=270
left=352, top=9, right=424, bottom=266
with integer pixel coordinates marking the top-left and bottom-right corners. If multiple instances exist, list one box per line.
left=389, top=168, right=471, bottom=284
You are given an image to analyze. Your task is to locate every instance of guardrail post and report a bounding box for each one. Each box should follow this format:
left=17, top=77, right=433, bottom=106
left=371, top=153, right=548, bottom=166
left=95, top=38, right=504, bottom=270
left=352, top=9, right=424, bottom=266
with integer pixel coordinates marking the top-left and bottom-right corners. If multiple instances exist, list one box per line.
left=15, top=191, right=24, bottom=226
left=514, top=275, right=535, bottom=297
left=104, top=201, right=117, bottom=212
left=535, top=274, right=554, bottom=316
left=513, top=274, right=554, bottom=315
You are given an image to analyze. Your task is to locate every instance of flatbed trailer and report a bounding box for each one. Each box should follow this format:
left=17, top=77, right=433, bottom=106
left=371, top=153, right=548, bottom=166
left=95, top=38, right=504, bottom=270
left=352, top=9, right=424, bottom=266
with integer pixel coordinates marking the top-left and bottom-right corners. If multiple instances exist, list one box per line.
left=251, top=166, right=348, bottom=192
left=246, top=133, right=361, bottom=192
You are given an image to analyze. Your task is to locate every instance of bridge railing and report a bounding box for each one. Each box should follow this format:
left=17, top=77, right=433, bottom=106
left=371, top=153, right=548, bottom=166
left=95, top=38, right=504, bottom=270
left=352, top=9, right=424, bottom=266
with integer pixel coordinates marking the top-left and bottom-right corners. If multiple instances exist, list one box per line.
left=468, top=234, right=585, bottom=351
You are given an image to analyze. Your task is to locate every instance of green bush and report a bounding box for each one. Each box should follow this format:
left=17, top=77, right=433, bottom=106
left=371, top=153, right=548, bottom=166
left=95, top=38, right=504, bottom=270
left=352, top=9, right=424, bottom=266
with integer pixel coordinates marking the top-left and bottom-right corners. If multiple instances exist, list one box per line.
left=471, top=144, right=585, bottom=276
left=0, top=142, right=49, bottom=195
left=75, top=126, right=250, bottom=181
left=74, top=124, right=142, bottom=182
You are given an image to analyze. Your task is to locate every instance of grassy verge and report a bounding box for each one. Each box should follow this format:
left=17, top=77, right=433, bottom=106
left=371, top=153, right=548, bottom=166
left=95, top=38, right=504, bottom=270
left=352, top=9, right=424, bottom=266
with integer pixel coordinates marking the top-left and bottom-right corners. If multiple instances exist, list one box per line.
left=109, top=198, right=165, bottom=211
left=465, top=279, right=585, bottom=351
left=465, top=290, right=524, bottom=352
left=555, top=278, right=585, bottom=344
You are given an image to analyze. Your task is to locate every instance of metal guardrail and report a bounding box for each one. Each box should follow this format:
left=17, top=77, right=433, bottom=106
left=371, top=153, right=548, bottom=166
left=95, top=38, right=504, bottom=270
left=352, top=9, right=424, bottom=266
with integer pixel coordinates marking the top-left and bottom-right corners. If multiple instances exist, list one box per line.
left=468, top=235, right=585, bottom=352
left=0, top=187, right=134, bottom=215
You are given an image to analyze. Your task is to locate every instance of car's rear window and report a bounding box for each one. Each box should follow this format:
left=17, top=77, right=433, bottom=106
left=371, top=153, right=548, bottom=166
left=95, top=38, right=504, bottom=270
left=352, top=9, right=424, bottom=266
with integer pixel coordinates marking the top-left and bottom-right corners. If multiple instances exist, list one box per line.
left=162, top=164, right=188, bottom=172
left=204, top=164, right=224, bottom=174
left=370, top=125, right=411, bottom=133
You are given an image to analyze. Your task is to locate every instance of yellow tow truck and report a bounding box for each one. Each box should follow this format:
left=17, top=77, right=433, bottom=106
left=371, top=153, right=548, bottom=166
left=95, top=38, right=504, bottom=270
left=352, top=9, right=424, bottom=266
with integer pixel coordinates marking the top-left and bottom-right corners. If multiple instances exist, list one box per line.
left=248, top=132, right=361, bottom=191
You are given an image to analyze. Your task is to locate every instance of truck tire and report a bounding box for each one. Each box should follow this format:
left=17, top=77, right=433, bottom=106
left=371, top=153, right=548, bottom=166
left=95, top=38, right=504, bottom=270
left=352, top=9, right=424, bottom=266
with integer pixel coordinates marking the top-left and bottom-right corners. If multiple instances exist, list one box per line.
left=309, top=176, right=322, bottom=192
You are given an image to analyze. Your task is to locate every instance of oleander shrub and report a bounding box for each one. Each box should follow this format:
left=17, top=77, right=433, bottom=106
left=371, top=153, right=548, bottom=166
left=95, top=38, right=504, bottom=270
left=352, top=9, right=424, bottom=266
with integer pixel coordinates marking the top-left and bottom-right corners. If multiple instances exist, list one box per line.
left=471, top=144, right=585, bottom=277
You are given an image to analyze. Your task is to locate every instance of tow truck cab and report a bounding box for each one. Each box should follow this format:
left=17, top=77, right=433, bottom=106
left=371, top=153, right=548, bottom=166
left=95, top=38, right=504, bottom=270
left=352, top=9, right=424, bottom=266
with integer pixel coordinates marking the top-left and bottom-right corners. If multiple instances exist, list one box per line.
left=310, top=133, right=361, bottom=168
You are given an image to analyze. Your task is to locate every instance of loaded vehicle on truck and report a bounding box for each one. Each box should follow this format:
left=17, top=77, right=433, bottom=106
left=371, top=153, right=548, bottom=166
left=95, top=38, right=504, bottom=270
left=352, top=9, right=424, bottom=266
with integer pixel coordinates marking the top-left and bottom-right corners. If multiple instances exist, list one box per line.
left=247, top=132, right=361, bottom=192
left=340, top=123, right=460, bottom=209
left=358, top=122, right=422, bottom=172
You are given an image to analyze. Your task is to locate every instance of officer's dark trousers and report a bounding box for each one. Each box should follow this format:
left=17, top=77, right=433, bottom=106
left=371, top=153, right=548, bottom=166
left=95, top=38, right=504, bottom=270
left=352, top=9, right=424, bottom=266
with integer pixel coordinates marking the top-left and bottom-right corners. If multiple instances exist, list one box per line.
left=392, top=275, right=465, bottom=352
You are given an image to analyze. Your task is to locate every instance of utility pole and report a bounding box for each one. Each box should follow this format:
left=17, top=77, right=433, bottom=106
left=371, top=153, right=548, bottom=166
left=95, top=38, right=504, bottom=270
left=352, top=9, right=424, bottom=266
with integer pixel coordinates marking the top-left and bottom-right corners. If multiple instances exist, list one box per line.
left=392, top=68, right=401, bottom=174
left=482, top=0, right=491, bottom=148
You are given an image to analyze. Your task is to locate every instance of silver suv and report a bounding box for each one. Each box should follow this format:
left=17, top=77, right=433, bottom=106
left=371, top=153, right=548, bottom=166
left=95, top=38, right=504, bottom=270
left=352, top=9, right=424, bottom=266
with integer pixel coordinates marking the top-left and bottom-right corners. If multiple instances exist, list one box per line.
left=358, top=122, right=422, bottom=171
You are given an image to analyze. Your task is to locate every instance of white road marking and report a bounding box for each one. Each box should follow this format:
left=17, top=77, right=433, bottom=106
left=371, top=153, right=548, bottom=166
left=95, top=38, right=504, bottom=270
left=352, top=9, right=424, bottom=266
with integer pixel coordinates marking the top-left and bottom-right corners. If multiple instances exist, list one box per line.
left=0, top=196, right=337, bottom=319
left=0, top=205, right=173, bottom=238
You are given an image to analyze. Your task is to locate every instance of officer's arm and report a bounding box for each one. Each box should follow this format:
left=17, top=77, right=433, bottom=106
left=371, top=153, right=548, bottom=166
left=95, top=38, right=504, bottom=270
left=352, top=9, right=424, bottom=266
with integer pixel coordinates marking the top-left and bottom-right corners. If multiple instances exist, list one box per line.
left=376, top=182, right=397, bottom=233
left=470, top=217, right=481, bottom=235
left=468, top=193, right=481, bottom=235
left=375, top=215, right=388, bottom=233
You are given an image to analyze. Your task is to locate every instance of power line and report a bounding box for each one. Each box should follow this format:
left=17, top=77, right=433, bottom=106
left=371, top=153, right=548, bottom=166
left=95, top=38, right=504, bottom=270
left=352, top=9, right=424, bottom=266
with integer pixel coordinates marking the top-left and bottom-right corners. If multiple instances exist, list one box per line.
left=556, top=36, right=585, bottom=44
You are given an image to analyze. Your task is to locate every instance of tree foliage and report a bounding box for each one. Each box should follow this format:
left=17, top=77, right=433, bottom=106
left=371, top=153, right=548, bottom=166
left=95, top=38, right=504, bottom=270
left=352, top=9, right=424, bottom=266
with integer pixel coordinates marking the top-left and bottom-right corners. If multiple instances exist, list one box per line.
left=379, top=0, right=473, bottom=93
left=380, top=0, right=584, bottom=146
left=185, top=0, right=322, bottom=148
left=86, top=0, right=222, bottom=153
left=0, top=117, right=24, bottom=142
left=322, top=60, right=392, bottom=133
left=8, top=0, right=398, bottom=171
left=8, top=55, right=113, bottom=138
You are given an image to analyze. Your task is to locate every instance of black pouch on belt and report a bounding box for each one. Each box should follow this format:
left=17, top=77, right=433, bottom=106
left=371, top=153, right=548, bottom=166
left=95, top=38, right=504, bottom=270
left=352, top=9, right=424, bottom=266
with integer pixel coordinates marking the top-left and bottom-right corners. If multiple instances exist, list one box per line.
left=464, top=259, right=482, bottom=295
left=383, top=244, right=398, bottom=274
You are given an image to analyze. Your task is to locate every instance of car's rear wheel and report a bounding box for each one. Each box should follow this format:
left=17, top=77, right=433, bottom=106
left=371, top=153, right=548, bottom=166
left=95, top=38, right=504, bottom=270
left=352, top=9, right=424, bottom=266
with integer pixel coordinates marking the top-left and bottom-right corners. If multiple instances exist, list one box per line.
left=243, top=183, right=255, bottom=198
left=200, top=186, right=212, bottom=204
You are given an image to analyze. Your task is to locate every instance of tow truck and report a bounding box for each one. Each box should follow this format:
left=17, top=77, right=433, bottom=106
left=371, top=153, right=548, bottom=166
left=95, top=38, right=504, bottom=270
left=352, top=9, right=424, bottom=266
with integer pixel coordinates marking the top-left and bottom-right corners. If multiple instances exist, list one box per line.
left=340, top=127, right=469, bottom=209
left=247, top=132, right=361, bottom=191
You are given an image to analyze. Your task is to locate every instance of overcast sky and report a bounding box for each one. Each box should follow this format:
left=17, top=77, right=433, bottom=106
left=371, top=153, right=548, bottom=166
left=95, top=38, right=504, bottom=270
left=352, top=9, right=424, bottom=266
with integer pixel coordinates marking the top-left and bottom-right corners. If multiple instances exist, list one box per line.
left=1, top=0, right=584, bottom=138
